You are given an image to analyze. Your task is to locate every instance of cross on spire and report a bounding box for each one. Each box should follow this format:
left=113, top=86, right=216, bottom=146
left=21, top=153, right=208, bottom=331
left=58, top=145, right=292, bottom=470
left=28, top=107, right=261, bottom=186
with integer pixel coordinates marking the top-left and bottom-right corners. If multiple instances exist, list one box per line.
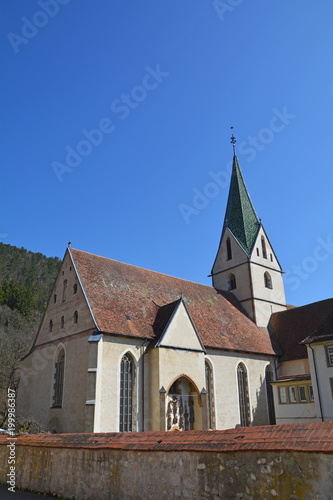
left=230, top=126, right=236, bottom=155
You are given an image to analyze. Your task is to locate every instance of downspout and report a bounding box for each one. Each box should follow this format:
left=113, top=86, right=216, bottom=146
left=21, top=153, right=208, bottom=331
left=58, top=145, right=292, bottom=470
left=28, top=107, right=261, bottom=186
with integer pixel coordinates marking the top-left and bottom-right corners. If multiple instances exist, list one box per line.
left=140, top=339, right=149, bottom=432
left=308, top=343, right=324, bottom=422
left=142, top=344, right=145, bottom=431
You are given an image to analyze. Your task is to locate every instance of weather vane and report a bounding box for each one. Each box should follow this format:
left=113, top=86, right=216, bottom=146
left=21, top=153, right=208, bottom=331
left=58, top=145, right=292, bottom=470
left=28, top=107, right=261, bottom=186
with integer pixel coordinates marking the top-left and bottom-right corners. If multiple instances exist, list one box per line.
left=230, top=126, right=236, bottom=154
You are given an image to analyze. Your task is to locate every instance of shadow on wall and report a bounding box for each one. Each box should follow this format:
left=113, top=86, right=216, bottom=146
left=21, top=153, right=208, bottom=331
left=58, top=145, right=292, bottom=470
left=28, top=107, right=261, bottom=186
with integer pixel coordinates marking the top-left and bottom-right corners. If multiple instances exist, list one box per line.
left=252, top=373, right=274, bottom=426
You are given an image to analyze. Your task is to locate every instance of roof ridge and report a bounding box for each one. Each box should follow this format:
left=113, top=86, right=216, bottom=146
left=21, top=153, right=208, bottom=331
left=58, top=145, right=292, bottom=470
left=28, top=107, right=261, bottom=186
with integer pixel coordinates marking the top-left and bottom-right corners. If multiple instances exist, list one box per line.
left=271, top=297, right=333, bottom=316
left=70, top=248, right=216, bottom=290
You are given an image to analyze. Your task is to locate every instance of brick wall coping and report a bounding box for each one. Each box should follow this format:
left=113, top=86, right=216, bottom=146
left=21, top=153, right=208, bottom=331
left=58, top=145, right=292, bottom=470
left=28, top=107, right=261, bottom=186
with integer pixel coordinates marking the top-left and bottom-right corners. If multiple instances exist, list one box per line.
left=1, top=422, right=332, bottom=454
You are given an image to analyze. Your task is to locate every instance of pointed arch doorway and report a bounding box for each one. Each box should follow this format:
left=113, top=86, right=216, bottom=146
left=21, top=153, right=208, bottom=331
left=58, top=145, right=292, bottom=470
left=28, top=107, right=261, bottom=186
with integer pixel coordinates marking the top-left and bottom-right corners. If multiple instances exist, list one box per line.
left=166, top=376, right=201, bottom=431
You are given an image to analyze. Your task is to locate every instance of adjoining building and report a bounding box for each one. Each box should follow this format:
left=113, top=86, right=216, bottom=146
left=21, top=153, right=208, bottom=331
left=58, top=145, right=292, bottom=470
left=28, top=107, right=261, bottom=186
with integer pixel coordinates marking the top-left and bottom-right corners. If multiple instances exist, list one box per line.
left=17, top=143, right=333, bottom=432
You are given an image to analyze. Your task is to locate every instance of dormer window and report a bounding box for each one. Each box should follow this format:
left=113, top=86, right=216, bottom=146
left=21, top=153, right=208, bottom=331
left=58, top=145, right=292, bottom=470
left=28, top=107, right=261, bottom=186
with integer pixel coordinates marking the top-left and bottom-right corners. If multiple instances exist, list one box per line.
left=226, top=238, right=232, bottom=261
left=227, top=273, right=236, bottom=291
left=264, top=272, right=272, bottom=289
left=73, top=284, right=78, bottom=295
left=261, top=237, right=267, bottom=259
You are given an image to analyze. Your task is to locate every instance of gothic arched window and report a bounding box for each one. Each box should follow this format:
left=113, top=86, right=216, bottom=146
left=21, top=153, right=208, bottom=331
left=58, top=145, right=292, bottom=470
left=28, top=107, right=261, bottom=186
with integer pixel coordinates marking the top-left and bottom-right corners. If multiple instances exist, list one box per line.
left=264, top=272, right=273, bottom=289
left=226, top=237, right=232, bottom=261
left=119, top=353, right=134, bottom=432
left=265, top=365, right=276, bottom=425
left=237, top=363, right=250, bottom=427
left=227, top=273, right=236, bottom=291
left=261, top=237, right=267, bottom=259
left=53, top=348, right=65, bottom=407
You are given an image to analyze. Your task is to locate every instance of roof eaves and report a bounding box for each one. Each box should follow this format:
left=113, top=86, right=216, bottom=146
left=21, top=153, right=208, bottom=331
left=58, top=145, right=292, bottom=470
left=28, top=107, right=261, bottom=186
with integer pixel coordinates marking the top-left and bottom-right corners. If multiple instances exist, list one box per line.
left=68, top=247, right=100, bottom=332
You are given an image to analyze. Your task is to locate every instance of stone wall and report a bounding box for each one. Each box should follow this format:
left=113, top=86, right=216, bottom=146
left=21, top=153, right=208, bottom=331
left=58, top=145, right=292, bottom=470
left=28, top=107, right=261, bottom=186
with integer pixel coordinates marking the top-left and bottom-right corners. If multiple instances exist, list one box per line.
left=0, top=422, right=332, bottom=499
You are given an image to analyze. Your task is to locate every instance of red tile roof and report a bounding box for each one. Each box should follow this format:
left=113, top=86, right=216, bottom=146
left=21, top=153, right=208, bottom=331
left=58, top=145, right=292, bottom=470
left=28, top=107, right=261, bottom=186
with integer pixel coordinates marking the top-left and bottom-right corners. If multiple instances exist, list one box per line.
left=70, top=248, right=276, bottom=355
left=268, top=298, right=333, bottom=361
left=273, top=374, right=311, bottom=382
left=301, top=308, right=333, bottom=344
left=1, top=422, right=332, bottom=454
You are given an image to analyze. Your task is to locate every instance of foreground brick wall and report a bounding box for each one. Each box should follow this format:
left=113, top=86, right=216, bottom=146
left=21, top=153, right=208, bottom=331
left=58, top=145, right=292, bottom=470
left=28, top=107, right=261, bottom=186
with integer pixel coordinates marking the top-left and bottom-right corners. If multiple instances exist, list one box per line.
left=0, top=422, right=332, bottom=499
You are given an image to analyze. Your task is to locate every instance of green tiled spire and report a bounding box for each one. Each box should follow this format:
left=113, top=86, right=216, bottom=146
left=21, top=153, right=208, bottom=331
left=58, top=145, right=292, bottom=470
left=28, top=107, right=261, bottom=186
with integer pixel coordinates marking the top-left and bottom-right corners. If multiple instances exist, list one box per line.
left=224, top=155, right=260, bottom=254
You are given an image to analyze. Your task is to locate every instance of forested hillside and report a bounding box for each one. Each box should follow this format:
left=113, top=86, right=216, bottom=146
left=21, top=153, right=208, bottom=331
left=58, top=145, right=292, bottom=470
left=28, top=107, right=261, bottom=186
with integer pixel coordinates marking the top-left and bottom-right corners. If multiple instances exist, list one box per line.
left=0, top=243, right=61, bottom=428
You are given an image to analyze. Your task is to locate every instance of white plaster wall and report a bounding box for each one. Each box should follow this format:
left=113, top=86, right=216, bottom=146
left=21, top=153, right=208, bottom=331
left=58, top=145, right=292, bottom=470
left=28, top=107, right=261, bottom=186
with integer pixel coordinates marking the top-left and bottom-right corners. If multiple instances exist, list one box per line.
left=206, top=350, right=274, bottom=429
left=94, top=335, right=144, bottom=432
left=250, top=264, right=286, bottom=305
left=254, top=299, right=286, bottom=328
left=213, top=239, right=254, bottom=315
left=278, top=359, right=310, bottom=378
left=308, top=343, right=333, bottom=421
left=250, top=226, right=282, bottom=272
left=212, top=228, right=248, bottom=275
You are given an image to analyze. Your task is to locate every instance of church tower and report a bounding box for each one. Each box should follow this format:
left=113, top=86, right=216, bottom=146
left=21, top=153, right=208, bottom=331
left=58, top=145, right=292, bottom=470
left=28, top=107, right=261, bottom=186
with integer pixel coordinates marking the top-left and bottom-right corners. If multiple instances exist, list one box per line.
left=211, top=134, right=287, bottom=327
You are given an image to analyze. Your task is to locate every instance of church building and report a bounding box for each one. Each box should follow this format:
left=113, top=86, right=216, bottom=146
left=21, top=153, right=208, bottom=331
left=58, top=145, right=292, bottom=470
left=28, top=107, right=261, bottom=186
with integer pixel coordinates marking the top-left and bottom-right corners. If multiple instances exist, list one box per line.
left=17, top=142, right=333, bottom=432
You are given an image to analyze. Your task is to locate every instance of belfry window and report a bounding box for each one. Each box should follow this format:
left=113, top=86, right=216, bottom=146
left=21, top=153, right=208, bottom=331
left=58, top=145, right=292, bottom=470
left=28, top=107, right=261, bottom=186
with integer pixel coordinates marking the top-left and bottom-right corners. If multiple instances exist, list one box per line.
left=261, top=237, right=267, bottom=259
left=227, top=273, right=236, bottom=291
left=53, top=348, right=65, bottom=407
left=226, top=238, right=232, bottom=261
left=119, top=353, right=134, bottom=432
left=237, top=363, right=250, bottom=427
left=264, top=272, right=273, bottom=289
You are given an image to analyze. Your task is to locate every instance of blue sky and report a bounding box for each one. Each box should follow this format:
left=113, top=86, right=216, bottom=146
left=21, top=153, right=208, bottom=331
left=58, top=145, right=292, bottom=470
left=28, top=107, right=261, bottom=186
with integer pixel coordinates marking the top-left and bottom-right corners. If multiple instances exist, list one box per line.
left=1, top=0, right=333, bottom=307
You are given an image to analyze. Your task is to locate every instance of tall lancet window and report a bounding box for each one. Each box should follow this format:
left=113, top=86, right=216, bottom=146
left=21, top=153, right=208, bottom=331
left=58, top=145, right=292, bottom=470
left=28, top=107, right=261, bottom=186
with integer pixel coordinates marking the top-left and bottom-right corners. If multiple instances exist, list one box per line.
left=237, top=363, right=250, bottom=427
left=53, top=348, right=65, bottom=407
left=226, top=237, right=232, bottom=261
left=119, top=353, right=134, bottom=432
left=261, top=237, right=267, bottom=259
left=265, top=365, right=276, bottom=425
left=205, top=361, right=215, bottom=430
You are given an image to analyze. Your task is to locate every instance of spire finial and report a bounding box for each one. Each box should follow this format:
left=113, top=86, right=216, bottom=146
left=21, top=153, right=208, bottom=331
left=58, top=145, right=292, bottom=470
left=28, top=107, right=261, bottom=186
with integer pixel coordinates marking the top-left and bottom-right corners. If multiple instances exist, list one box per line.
left=230, top=126, right=236, bottom=155
left=68, top=241, right=71, bottom=248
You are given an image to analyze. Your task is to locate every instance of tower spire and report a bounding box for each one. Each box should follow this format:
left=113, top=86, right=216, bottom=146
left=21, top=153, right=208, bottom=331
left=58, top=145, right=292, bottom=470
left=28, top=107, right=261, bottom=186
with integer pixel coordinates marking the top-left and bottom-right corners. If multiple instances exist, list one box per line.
left=230, top=126, right=236, bottom=155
